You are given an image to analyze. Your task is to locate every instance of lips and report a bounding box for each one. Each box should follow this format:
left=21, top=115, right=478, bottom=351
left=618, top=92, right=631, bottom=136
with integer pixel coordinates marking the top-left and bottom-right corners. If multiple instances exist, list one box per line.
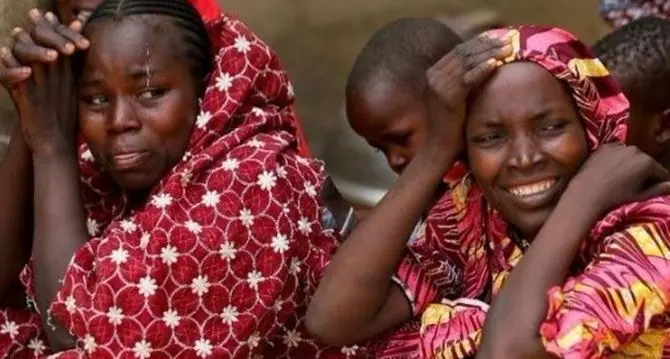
left=507, top=178, right=557, bottom=197
left=503, top=177, right=563, bottom=209
left=110, top=151, right=151, bottom=170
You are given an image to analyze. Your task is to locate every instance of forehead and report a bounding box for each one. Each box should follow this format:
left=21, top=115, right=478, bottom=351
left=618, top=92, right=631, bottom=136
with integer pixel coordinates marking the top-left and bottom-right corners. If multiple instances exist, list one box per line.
left=82, top=16, right=183, bottom=70
left=468, top=62, right=574, bottom=123
left=348, top=78, right=423, bottom=136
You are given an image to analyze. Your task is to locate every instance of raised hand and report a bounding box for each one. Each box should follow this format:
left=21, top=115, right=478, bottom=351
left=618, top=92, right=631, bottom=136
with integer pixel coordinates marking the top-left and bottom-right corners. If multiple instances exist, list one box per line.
left=7, top=10, right=89, bottom=154
left=423, top=31, right=514, bottom=164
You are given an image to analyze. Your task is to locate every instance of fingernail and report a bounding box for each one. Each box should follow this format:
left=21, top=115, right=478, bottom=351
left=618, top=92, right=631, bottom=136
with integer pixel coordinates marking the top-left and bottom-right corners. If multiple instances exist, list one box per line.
left=46, top=49, right=58, bottom=60
left=29, top=8, right=40, bottom=19
left=64, top=43, right=75, bottom=54
left=11, top=27, right=23, bottom=36
left=502, top=44, right=513, bottom=53
left=496, top=60, right=504, bottom=67
left=69, top=21, right=82, bottom=31
left=20, top=67, right=31, bottom=75
left=79, top=38, right=90, bottom=48
left=0, top=47, right=8, bottom=56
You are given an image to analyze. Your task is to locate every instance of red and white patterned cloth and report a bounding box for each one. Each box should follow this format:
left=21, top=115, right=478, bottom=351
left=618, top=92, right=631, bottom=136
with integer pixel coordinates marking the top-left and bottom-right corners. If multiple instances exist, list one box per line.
left=0, top=13, right=364, bottom=358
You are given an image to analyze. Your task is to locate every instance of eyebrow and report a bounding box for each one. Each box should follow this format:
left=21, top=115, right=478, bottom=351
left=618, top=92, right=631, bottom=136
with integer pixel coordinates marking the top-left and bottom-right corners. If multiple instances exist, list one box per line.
left=126, top=66, right=164, bottom=81
left=79, top=66, right=165, bottom=87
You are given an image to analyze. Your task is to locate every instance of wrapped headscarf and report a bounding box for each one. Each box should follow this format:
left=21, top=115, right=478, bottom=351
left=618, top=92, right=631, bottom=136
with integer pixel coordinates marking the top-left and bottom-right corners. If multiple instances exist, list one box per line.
left=389, top=25, right=670, bottom=358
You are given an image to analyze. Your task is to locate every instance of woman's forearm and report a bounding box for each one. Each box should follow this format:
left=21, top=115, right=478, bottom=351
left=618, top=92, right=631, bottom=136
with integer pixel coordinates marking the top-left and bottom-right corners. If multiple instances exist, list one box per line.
left=0, top=127, right=33, bottom=303
left=306, top=146, right=457, bottom=345
left=478, top=189, right=601, bottom=359
left=32, top=150, right=88, bottom=350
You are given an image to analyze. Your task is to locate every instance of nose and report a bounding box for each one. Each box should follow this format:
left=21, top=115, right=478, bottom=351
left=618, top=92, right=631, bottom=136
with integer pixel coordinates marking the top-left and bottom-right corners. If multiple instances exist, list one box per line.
left=106, top=98, right=141, bottom=134
left=507, top=134, right=545, bottom=170
left=387, top=151, right=408, bottom=174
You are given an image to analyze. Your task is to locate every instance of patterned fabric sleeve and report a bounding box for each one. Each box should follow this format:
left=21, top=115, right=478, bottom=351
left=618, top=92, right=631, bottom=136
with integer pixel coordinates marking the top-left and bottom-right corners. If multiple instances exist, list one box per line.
left=418, top=299, right=489, bottom=359
left=540, top=219, right=670, bottom=358
left=391, top=254, right=441, bottom=316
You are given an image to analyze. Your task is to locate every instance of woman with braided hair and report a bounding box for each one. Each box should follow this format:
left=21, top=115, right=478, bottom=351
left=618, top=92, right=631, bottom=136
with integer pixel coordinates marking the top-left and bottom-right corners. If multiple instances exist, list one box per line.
left=0, top=0, right=360, bottom=357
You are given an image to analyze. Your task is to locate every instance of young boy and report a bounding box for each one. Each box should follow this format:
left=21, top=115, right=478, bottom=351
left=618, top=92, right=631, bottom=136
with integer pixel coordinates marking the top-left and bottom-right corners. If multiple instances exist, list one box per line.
left=345, top=17, right=462, bottom=175
left=593, top=16, right=670, bottom=169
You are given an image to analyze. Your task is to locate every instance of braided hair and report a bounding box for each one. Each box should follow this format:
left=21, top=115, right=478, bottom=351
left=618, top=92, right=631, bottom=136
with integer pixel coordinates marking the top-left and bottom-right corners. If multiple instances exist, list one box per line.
left=81, top=0, right=213, bottom=95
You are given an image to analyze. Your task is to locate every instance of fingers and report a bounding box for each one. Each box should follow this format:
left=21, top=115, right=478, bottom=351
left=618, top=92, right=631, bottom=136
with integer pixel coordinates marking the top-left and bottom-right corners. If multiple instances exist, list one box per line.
left=30, top=9, right=89, bottom=55
left=463, top=58, right=498, bottom=87
left=12, top=27, right=57, bottom=64
left=0, top=47, right=31, bottom=87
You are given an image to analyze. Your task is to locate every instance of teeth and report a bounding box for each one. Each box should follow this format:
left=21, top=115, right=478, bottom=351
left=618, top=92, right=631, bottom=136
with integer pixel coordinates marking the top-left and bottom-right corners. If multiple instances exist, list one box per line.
left=508, top=179, right=556, bottom=197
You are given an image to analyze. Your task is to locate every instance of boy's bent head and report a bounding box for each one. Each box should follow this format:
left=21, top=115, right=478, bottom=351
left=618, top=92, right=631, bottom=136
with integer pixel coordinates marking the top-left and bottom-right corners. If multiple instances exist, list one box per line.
left=346, top=18, right=461, bottom=174
left=593, top=17, right=670, bottom=168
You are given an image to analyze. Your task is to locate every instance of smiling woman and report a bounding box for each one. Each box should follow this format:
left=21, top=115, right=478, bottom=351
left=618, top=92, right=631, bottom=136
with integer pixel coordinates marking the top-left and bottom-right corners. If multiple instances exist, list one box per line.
left=307, top=25, right=670, bottom=358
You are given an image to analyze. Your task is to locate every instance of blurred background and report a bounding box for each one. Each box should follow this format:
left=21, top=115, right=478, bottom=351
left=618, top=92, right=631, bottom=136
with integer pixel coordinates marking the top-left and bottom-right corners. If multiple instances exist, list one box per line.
left=219, top=0, right=607, bottom=207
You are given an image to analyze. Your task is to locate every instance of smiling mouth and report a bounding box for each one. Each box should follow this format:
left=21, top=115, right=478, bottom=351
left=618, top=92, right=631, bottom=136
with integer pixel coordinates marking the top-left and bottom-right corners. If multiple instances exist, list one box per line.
left=506, top=178, right=558, bottom=198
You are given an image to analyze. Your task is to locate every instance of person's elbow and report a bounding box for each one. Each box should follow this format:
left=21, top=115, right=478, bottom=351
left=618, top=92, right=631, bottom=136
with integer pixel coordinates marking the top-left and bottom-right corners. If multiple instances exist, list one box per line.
left=304, top=304, right=363, bottom=347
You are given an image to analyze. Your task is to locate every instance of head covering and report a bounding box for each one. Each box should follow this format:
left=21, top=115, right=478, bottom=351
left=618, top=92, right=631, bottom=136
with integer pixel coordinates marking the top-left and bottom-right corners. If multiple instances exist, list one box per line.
left=190, top=0, right=220, bottom=22
left=600, top=0, right=670, bottom=28
left=401, top=25, right=670, bottom=358
left=0, top=12, right=363, bottom=358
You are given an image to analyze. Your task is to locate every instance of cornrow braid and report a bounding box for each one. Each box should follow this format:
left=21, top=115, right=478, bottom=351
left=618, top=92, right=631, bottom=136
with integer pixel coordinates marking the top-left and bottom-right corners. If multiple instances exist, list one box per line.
left=83, top=0, right=213, bottom=95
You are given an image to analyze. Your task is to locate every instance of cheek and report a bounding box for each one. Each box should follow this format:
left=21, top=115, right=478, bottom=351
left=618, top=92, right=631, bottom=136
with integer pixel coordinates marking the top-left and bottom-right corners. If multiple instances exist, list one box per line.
left=546, top=127, right=588, bottom=171
left=78, top=108, right=105, bottom=149
left=407, top=125, right=428, bottom=158
left=467, top=146, right=506, bottom=187
left=146, top=93, right=197, bottom=152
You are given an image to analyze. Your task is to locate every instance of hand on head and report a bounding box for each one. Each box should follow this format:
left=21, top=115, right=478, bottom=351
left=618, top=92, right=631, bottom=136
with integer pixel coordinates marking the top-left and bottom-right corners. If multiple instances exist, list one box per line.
left=0, top=9, right=90, bottom=154
left=423, top=32, right=513, bottom=166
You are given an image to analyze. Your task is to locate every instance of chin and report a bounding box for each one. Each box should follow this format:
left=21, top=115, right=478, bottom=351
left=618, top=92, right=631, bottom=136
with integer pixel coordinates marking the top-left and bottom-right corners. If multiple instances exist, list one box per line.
left=112, top=172, right=158, bottom=193
left=509, top=206, right=555, bottom=240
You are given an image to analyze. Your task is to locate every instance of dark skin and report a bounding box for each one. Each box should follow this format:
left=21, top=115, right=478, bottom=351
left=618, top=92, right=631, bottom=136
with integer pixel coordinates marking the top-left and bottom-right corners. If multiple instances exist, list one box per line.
left=0, top=8, right=90, bottom=305
left=622, top=86, right=670, bottom=171
left=466, top=64, right=670, bottom=358
left=54, top=0, right=101, bottom=25
left=305, top=33, right=515, bottom=346
left=4, top=13, right=199, bottom=350
left=347, top=79, right=429, bottom=175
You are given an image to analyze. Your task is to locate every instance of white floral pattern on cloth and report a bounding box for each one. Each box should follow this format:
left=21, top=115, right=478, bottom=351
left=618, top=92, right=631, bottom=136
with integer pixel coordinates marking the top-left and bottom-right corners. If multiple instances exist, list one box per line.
left=0, top=13, right=371, bottom=359
left=600, top=0, right=670, bottom=28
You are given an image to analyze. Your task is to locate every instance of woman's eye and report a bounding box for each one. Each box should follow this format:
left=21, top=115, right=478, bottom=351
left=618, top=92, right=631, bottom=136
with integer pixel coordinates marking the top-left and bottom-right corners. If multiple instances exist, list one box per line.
left=138, top=88, right=166, bottom=100
left=540, top=120, right=568, bottom=134
left=473, top=132, right=506, bottom=147
left=85, top=95, right=108, bottom=106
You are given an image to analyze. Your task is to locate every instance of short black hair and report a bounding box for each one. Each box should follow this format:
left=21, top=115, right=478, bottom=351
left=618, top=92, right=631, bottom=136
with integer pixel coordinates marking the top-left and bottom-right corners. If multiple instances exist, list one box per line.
left=593, top=17, right=670, bottom=114
left=346, top=17, right=461, bottom=100
left=82, top=0, right=213, bottom=95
